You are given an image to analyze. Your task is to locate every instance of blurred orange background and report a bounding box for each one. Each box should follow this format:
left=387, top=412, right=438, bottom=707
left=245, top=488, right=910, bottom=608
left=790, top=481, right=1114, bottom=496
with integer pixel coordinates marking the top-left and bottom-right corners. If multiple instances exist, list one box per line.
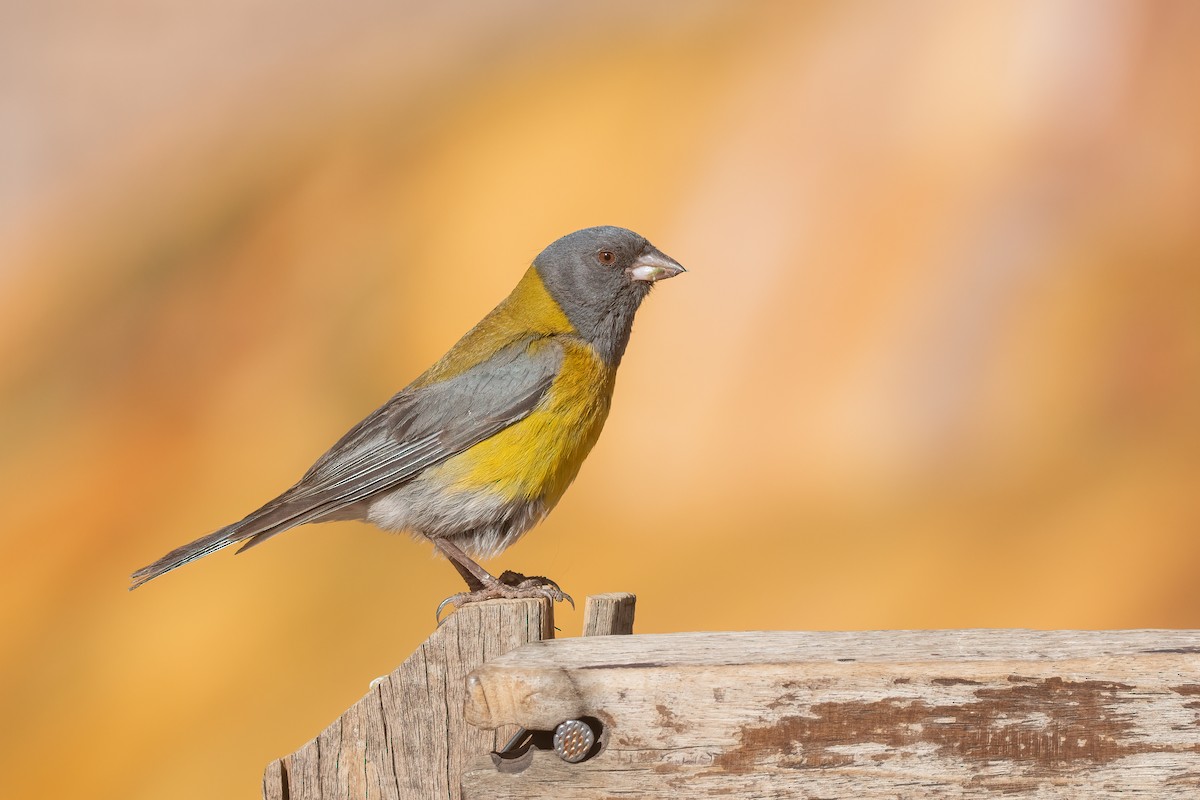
left=3, top=1, right=1200, bottom=798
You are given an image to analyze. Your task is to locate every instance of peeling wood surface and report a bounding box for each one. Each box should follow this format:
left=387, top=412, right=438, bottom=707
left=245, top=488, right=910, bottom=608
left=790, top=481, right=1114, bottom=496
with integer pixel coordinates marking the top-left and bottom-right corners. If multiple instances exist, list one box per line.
left=462, top=630, right=1200, bottom=798
left=262, top=598, right=552, bottom=800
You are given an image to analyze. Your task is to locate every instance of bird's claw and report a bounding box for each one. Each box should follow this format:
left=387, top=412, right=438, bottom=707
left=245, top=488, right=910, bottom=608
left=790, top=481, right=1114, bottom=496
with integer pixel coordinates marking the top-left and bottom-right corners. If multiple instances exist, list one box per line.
left=497, top=571, right=574, bottom=608
left=435, top=595, right=458, bottom=624
left=435, top=574, right=573, bottom=624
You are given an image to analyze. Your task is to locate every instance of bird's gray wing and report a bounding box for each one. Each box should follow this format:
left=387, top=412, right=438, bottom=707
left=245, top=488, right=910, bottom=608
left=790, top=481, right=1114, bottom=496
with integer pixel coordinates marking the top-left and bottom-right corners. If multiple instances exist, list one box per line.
left=129, top=338, right=563, bottom=588
left=290, top=337, right=564, bottom=514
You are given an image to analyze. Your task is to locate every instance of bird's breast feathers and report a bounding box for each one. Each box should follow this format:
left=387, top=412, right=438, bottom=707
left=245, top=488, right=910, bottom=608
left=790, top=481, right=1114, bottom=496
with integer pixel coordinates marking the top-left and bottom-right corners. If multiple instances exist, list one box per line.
left=431, top=337, right=616, bottom=505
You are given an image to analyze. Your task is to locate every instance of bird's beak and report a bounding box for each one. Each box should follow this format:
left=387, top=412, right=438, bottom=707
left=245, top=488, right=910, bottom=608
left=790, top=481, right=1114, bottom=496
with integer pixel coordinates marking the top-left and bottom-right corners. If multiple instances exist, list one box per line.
left=627, top=248, right=686, bottom=283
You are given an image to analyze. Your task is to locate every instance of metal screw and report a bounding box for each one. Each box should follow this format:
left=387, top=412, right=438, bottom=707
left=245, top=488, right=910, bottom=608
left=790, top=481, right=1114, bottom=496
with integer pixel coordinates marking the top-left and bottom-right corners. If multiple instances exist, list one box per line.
left=552, top=719, right=595, bottom=763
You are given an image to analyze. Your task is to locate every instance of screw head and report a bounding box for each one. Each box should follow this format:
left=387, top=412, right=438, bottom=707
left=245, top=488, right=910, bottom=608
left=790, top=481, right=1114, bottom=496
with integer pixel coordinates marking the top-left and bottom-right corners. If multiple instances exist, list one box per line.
left=552, top=719, right=595, bottom=763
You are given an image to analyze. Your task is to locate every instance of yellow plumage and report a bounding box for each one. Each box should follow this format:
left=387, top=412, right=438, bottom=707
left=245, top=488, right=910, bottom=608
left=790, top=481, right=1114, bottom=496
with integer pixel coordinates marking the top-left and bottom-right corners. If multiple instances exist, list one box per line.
left=411, top=267, right=574, bottom=387
left=418, top=265, right=616, bottom=507
left=430, top=338, right=615, bottom=506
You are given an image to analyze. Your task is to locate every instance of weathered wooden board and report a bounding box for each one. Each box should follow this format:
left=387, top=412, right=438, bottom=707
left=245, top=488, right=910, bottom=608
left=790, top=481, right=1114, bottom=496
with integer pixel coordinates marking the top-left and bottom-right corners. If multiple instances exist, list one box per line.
left=263, top=597, right=552, bottom=800
left=463, top=630, right=1200, bottom=798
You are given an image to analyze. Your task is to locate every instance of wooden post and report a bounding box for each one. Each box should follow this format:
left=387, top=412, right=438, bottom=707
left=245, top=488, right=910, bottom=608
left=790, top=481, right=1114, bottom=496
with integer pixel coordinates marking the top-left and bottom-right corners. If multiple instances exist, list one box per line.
left=581, top=592, right=635, bottom=637
left=262, top=597, right=553, bottom=800
left=462, top=629, right=1200, bottom=798
left=262, top=593, right=637, bottom=800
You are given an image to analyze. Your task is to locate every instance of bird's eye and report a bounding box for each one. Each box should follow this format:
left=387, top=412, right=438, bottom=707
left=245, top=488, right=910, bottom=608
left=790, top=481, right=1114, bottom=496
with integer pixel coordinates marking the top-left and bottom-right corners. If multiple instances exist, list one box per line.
left=597, top=250, right=616, bottom=265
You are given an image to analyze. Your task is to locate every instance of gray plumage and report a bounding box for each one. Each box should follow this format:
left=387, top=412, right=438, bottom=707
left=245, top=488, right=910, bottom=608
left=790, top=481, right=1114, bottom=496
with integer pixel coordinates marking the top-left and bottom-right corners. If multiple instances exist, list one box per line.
left=535, top=226, right=656, bottom=367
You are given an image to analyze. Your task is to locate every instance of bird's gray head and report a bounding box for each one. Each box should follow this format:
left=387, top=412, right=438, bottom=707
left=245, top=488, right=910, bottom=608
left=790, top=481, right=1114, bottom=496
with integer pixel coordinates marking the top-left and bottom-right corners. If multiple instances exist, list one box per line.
left=534, top=226, right=685, bottom=366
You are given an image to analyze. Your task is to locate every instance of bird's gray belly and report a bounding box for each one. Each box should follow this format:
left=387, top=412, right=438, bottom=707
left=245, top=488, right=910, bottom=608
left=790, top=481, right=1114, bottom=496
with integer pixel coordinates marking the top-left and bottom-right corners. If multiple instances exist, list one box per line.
left=361, top=474, right=547, bottom=559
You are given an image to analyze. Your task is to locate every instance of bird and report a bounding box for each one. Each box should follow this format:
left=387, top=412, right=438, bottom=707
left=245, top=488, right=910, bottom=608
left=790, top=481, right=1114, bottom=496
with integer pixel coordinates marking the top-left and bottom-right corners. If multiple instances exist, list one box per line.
left=130, top=226, right=685, bottom=616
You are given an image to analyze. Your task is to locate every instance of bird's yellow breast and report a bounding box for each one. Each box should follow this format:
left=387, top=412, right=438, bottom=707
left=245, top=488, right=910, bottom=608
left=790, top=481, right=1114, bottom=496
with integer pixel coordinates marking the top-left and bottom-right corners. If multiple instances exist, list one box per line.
left=427, top=338, right=616, bottom=509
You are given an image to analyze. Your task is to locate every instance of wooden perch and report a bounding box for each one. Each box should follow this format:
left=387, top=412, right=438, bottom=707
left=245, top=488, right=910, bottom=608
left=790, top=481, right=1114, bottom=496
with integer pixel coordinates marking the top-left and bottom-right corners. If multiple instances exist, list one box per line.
left=262, top=597, right=552, bottom=800
left=262, top=593, right=635, bottom=800
left=265, top=596, right=1200, bottom=798
left=463, top=629, right=1200, bottom=798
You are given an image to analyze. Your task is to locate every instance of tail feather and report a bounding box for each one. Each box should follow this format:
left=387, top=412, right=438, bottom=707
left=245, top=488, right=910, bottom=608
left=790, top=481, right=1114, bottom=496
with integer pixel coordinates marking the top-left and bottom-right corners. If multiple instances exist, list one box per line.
left=128, top=522, right=251, bottom=590
left=128, top=492, right=329, bottom=590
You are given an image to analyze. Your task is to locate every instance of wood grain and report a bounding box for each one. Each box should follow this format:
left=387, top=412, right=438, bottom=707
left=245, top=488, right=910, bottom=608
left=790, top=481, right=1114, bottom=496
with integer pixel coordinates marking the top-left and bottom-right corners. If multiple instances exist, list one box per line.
left=581, top=592, right=635, bottom=637
left=462, top=629, right=1200, bottom=798
left=262, top=597, right=552, bottom=800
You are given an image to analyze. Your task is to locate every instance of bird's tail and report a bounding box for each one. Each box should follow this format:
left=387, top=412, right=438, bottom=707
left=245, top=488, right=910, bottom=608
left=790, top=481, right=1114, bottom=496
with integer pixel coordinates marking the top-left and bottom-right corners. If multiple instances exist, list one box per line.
left=128, top=491, right=321, bottom=590
left=128, top=523, right=250, bottom=590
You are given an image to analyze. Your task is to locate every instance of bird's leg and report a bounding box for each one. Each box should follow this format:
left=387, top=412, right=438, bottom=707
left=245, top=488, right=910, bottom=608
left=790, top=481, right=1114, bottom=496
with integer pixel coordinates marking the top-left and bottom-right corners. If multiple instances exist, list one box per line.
left=432, top=538, right=572, bottom=622
left=432, top=538, right=492, bottom=592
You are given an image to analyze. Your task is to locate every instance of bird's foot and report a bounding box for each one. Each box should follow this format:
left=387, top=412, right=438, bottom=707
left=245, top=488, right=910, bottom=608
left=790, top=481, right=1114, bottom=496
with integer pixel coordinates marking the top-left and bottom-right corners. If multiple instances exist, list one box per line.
left=436, top=573, right=573, bottom=623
